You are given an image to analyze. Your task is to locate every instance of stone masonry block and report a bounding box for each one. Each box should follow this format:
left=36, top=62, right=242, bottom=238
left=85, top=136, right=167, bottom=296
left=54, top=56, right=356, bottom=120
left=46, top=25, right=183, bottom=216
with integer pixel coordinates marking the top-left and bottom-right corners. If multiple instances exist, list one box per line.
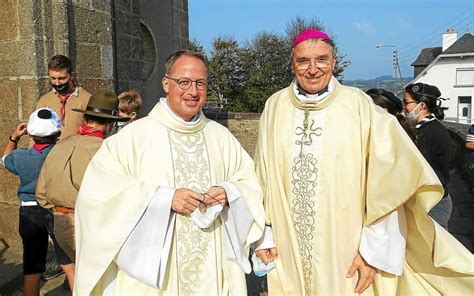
left=75, top=43, right=102, bottom=79
left=0, top=0, right=18, bottom=41
left=130, top=15, right=141, bottom=37
left=20, top=79, right=43, bottom=120
left=15, top=40, right=39, bottom=77
left=173, top=0, right=184, bottom=10
left=0, top=40, right=38, bottom=77
left=131, top=0, right=140, bottom=15
left=0, top=79, right=19, bottom=119
left=50, top=1, right=69, bottom=41
left=0, top=165, right=20, bottom=205
left=116, top=34, right=131, bottom=61
left=116, top=60, right=131, bottom=81
left=115, top=0, right=131, bottom=13
left=0, top=203, right=20, bottom=247
left=18, top=0, right=37, bottom=39
left=81, top=78, right=114, bottom=94
left=117, top=80, right=131, bottom=94
left=74, top=8, right=112, bottom=45
left=115, top=11, right=131, bottom=36
left=0, top=42, right=19, bottom=76
left=130, top=37, right=141, bottom=60
left=92, top=0, right=111, bottom=12
left=72, top=0, right=93, bottom=10
left=52, top=41, right=70, bottom=60
left=101, top=45, right=114, bottom=79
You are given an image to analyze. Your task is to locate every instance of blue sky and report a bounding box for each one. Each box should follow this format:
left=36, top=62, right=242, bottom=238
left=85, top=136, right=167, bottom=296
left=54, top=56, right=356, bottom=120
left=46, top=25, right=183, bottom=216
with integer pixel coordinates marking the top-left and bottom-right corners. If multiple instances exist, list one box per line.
left=189, top=0, right=474, bottom=80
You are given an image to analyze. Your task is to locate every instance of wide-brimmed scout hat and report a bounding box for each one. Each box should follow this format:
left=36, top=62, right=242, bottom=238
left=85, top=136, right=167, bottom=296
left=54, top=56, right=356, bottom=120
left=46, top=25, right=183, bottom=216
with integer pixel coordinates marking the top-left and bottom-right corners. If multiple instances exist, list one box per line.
left=27, top=108, right=62, bottom=137
left=72, top=90, right=128, bottom=121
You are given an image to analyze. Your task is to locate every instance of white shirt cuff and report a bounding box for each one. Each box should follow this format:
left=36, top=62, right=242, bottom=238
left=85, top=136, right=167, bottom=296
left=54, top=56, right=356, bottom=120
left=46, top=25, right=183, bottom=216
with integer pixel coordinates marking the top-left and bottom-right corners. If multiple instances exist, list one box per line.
left=359, top=208, right=407, bottom=276
left=253, top=226, right=275, bottom=251
left=216, top=181, right=241, bottom=203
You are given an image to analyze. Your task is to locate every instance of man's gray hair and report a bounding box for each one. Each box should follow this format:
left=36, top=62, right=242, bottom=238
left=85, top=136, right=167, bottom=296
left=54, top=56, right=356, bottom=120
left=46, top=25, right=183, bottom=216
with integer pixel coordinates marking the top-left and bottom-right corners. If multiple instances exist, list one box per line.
left=290, top=38, right=337, bottom=60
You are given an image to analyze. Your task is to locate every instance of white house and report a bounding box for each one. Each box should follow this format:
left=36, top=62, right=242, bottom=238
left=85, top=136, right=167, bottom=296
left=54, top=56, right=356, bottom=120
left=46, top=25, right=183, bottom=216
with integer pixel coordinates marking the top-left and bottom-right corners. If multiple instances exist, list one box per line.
left=410, top=29, right=474, bottom=123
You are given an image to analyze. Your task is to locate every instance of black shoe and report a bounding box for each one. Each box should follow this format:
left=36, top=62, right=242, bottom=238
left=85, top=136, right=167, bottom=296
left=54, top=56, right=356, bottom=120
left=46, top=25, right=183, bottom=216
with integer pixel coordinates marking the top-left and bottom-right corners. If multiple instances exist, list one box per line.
left=42, top=259, right=65, bottom=281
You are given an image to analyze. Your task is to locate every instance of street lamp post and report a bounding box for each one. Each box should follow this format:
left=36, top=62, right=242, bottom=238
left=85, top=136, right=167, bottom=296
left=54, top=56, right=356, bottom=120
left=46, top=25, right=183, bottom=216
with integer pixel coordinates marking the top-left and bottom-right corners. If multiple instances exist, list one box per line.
left=375, top=45, right=402, bottom=80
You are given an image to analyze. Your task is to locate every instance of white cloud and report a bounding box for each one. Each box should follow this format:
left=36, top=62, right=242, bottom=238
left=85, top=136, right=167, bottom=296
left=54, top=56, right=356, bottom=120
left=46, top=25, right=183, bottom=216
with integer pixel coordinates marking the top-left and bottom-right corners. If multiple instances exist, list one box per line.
left=354, top=21, right=376, bottom=35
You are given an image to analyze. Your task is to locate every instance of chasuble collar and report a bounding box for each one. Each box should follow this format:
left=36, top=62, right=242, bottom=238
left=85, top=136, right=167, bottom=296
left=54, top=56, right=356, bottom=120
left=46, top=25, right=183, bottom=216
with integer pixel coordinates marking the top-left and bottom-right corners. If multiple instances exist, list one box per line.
left=148, top=98, right=207, bottom=133
left=288, top=77, right=341, bottom=110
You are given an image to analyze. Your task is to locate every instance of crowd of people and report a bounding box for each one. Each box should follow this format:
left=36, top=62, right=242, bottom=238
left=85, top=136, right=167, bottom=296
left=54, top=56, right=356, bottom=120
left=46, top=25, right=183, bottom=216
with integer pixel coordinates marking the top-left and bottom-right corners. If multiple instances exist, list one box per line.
left=1, top=28, right=474, bottom=296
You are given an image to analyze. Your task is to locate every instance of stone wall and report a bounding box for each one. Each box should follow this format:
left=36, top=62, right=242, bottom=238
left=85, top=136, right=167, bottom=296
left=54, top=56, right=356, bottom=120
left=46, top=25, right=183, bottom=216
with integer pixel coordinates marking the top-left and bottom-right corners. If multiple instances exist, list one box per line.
left=0, top=0, right=114, bottom=246
left=113, top=0, right=143, bottom=93
left=204, top=109, right=261, bottom=156
left=0, top=0, right=188, bottom=246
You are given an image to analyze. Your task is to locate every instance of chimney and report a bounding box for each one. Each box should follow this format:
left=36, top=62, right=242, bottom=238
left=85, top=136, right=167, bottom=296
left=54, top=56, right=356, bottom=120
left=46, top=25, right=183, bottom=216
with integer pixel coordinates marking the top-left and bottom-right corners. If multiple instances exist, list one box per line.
left=442, top=28, right=457, bottom=51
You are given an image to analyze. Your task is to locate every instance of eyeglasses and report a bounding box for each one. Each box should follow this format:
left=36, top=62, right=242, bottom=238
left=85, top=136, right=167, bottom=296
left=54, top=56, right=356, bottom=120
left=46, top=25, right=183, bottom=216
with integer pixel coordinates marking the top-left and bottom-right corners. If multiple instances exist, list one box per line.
left=402, top=100, right=417, bottom=106
left=293, top=57, right=334, bottom=71
left=165, top=76, right=207, bottom=90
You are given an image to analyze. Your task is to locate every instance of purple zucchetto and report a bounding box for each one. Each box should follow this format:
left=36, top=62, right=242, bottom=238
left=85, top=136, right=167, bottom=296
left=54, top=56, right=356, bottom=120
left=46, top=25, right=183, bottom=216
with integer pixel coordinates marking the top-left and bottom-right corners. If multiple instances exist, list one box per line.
left=292, top=29, right=332, bottom=48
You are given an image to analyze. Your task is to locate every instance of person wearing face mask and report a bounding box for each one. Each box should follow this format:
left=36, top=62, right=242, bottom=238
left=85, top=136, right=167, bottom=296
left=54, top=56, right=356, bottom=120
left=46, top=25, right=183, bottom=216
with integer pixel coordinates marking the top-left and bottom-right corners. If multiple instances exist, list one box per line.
left=366, top=88, right=418, bottom=145
left=36, top=55, right=91, bottom=139
left=403, top=83, right=453, bottom=230
left=35, top=90, right=128, bottom=290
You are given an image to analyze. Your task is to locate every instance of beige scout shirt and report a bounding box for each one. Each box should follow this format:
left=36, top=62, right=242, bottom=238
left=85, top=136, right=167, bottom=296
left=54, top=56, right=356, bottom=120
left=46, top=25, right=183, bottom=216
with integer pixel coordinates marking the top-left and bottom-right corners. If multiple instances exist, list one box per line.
left=36, top=134, right=102, bottom=261
left=36, top=87, right=91, bottom=139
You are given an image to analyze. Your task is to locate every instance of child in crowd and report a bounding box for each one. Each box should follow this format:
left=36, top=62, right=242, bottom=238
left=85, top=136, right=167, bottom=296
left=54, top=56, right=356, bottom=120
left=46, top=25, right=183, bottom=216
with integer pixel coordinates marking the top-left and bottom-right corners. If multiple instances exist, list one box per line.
left=116, top=90, right=142, bottom=131
left=1, top=108, right=61, bottom=296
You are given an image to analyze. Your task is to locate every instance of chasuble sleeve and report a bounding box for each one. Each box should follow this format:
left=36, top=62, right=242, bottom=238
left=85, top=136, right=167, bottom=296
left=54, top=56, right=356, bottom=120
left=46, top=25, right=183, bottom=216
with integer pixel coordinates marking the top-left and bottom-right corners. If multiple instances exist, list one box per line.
left=361, top=93, right=474, bottom=276
left=74, top=136, right=160, bottom=295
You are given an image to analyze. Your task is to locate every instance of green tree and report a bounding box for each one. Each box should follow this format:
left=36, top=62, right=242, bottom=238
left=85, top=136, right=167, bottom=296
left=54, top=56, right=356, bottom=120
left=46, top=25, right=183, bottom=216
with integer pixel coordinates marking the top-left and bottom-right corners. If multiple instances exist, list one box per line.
left=235, top=32, right=292, bottom=112
left=285, top=16, right=350, bottom=79
left=207, top=36, right=245, bottom=108
left=188, top=38, right=208, bottom=62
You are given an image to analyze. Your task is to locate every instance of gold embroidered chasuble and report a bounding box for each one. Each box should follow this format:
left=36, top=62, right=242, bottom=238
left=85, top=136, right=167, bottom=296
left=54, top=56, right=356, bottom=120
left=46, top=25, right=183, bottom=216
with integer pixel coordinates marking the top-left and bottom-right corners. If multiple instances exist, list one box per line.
left=255, top=78, right=474, bottom=295
left=74, top=101, right=265, bottom=295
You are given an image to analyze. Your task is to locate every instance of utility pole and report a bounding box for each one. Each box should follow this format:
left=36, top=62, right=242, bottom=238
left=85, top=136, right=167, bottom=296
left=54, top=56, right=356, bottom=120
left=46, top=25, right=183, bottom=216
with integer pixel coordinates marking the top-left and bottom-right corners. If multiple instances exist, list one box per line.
left=376, top=45, right=402, bottom=80
left=392, top=50, right=402, bottom=81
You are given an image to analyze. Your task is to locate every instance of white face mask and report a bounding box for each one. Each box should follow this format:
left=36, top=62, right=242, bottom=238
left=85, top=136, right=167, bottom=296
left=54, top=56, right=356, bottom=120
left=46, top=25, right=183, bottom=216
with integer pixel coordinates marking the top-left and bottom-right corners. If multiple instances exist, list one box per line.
left=404, top=102, right=421, bottom=123
left=116, top=120, right=129, bottom=128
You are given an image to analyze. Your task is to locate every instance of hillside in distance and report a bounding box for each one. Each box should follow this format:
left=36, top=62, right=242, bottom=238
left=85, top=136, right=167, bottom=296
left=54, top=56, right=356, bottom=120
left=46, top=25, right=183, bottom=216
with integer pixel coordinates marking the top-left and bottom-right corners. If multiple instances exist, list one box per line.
left=342, top=75, right=412, bottom=98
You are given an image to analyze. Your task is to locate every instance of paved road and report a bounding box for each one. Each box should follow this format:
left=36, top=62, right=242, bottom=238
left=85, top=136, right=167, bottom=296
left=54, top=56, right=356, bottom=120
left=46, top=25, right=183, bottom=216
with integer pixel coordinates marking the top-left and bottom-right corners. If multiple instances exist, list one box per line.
left=0, top=169, right=472, bottom=295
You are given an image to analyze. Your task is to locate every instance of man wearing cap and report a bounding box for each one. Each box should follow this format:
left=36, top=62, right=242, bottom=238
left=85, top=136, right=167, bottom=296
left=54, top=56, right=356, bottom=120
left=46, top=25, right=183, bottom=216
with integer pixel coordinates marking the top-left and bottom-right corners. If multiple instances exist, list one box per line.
left=73, top=50, right=265, bottom=295
left=36, top=55, right=91, bottom=139
left=35, top=90, right=127, bottom=290
left=1, top=108, right=61, bottom=296
left=254, top=29, right=474, bottom=294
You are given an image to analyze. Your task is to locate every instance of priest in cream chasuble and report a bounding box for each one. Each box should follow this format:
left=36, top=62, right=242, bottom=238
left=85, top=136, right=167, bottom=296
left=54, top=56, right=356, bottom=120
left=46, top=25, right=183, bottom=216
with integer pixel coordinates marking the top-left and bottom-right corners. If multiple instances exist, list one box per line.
left=254, top=29, right=474, bottom=295
left=74, top=51, right=265, bottom=295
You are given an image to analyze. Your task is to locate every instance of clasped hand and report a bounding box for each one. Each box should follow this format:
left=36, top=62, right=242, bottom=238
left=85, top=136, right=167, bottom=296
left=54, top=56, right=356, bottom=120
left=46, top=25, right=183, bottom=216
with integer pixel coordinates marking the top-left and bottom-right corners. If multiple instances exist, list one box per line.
left=171, top=186, right=228, bottom=214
